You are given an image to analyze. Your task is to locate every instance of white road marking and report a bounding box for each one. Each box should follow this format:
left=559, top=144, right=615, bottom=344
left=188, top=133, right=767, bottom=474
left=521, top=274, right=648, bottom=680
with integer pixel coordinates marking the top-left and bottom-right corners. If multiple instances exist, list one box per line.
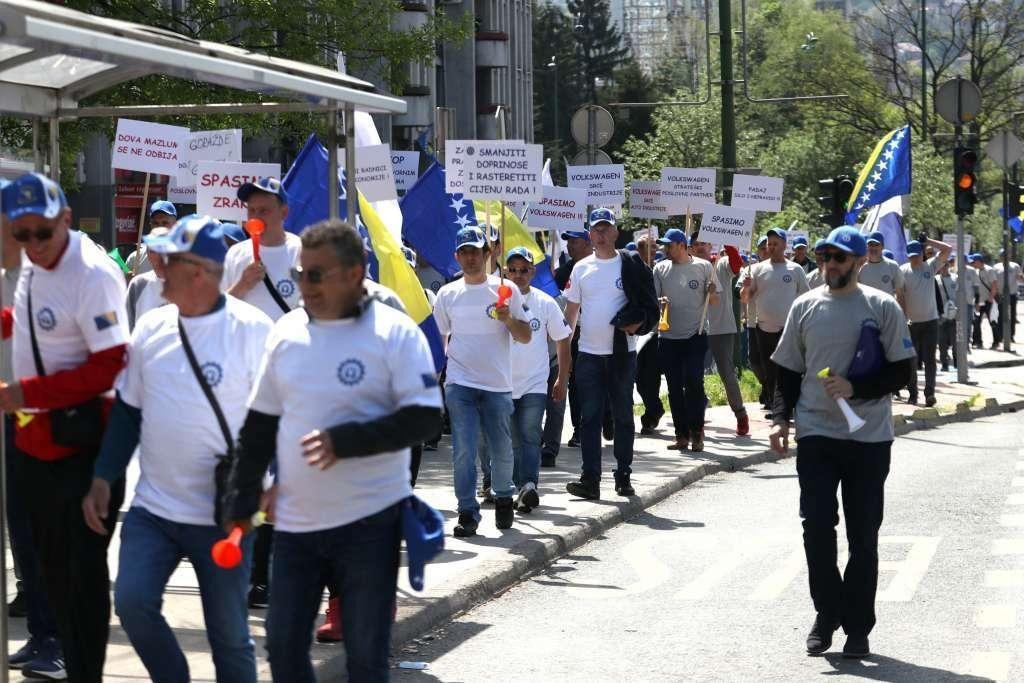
left=1016, top=462, right=1024, bottom=470
left=985, top=570, right=1024, bottom=588
left=748, top=548, right=805, bottom=601
left=876, top=536, right=941, bottom=602
left=1011, top=477, right=1024, bottom=487
left=974, top=606, right=1017, bottom=628
left=992, top=539, right=1024, bottom=555
left=1005, top=493, right=1024, bottom=505
left=999, top=514, right=1024, bottom=527
left=964, top=651, right=1012, bottom=682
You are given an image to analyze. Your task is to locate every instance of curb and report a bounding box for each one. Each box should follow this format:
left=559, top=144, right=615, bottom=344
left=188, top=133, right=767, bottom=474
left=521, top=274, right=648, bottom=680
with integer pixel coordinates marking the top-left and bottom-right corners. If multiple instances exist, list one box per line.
left=316, top=394, right=1024, bottom=676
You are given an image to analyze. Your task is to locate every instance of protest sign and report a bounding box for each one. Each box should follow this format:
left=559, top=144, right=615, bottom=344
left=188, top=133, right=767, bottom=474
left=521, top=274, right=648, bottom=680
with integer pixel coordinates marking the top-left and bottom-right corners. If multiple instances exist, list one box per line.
left=445, top=140, right=543, bottom=200
left=112, top=119, right=189, bottom=176
left=169, top=129, right=242, bottom=204
left=525, top=186, right=587, bottom=233
left=698, top=203, right=756, bottom=250
left=339, top=144, right=398, bottom=202
left=567, top=164, right=626, bottom=205
left=392, top=150, right=421, bottom=192
left=196, top=161, right=281, bottom=222
left=628, top=180, right=668, bottom=219
left=661, top=167, right=715, bottom=215
left=943, top=232, right=972, bottom=257
left=731, top=174, right=784, bottom=212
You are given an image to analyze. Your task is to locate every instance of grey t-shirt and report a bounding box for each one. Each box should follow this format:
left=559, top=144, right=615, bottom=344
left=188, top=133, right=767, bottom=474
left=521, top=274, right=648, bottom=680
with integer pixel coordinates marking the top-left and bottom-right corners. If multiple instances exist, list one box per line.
left=859, top=258, right=904, bottom=297
left=978, top=265, right=999, bottom=296
left=738, top=265, right=756, bottom=328
left=994, top=261, right=1022, bottom=291
left=707, top=256, right=737, bottom=335
left=807, top=269, right=825, bottom=290
left=771, top=285, right=916, bottom=443
left=900, top=255, right=943, bottom=322
left=653, top=255, right=715, bottom=339
left=961, top=265, right=980, bottom=299
left=749, top=260, right=810, bottom=333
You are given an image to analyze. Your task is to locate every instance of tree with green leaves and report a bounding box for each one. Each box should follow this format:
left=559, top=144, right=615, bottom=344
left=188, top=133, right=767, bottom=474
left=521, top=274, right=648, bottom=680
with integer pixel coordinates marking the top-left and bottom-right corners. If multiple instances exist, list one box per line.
left=568, top=0, right=630, bottom=104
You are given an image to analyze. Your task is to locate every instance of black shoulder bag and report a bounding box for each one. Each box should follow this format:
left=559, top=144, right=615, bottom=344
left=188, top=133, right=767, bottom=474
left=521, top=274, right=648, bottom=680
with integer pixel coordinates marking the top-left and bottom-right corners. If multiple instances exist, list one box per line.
left=178, top=318, right=235, bottom=525
left=26, top=270, right=103, bottom=449
left=263, top=274, right=291, bottom=314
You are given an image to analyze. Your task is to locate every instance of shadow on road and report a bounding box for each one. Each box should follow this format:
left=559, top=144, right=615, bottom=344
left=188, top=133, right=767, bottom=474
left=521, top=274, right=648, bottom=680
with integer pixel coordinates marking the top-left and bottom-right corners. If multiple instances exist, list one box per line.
left=821, top=653, right=992, bottom=681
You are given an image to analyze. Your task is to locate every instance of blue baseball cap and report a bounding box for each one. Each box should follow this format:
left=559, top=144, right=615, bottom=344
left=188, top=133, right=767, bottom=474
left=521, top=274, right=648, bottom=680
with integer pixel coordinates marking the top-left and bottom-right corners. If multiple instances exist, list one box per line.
left=756, top=235, right=768, bottom=248
left=625, top=241, right=637, bottom=251
left=144, top=214, right=229, bottom=264
left=1, top=173, right=67, bottom=220
left=906, top=240, right=923, bottom=256
left=560, top=228, right=590, bottom=241
left=657, top=228, right=688, bottom=246
left=821, top=226, right=867, bottom=256
left=813, top=239, right=826, bottom=252
left=456, top=226, right=487, bottom=250
left=149, top=200, right=177, bottom=218
left=792, top=235, right=808, bottom=248
left=220, top=222, right=247, bottom=244
left=866, top=231, right=885, bottom=245
left=505, top=246, right=534, bottom=264
left=588, top=207, right=616, bottom=228
left=883, top=249, right=895, bottom=260
left=237, top=177, right=289, bottom=204
left=766, top=227, right=787, bottom=242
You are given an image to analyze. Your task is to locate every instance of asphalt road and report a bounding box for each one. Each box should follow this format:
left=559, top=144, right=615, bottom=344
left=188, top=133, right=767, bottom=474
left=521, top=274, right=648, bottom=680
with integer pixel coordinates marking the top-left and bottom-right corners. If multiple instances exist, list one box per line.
left=394, top=411, right=1024, bottom=682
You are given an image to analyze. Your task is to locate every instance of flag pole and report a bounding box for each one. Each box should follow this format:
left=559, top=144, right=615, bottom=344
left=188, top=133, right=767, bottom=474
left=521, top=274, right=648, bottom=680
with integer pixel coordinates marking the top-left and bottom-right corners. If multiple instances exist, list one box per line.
left=132, top=173, right=151, bottom=277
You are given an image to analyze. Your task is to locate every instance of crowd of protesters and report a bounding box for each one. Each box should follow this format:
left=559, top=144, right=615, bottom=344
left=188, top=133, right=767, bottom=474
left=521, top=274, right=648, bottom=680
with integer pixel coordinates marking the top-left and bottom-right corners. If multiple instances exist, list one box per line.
left=1, top=169, right=1021, bottom=681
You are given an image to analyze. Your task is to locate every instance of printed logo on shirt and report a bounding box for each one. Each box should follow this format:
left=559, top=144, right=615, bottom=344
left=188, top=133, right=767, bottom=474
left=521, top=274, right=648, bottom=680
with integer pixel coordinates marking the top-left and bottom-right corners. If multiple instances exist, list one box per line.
left=201, top=361, right=223, bottom=388
left=337, top=358, right=366, bottom=386
left=529, top=317, right=542, bottom=331
left=36, top=307, right=56, bottom=331
left=93, top=310, right=119, bottom=331
left=903, top=338, right=914, bottom=349
left=430, top=280, right=442, bottom=293
left=688, top=279, right=699, bottom=290
left=485, top=303, right=498, bottom=320
left=276, top=279, right=296, bottom=298
left=882, top=275, right=891, bottom=283
left=615, top=277, right=623, bottom=290
left=782, top=274, right=793, bottom=284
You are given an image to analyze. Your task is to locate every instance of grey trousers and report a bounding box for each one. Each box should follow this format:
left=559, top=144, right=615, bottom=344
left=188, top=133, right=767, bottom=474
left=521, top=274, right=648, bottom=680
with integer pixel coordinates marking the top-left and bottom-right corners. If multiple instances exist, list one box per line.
left=708, top=333, right=746, bottom=416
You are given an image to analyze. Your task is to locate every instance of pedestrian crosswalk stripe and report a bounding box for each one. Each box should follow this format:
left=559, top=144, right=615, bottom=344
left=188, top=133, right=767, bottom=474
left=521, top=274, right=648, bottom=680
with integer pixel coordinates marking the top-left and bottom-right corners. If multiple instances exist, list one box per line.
left=974, top=606, right=1017, bottom=628
left=985, top=570, right=1024, bottom=588
left=875, top=536, right=940, bottom=602
left=991, top=539, right=1024, bottom=555
left=964, top=651, right=1012, bottom=682
left=1016, top=462, right=1024, bottom=470
left=1011, top=477, right=1024, bottom=487
left=998, top=514, right=1024, bottom=527
left=1006, top=493, right=1024, bottom=505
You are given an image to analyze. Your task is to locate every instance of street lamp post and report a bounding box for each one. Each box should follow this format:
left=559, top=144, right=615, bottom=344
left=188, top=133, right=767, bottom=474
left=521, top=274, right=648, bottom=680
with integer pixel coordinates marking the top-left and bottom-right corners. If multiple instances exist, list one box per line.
left=548, top=56, right=559, bottom=147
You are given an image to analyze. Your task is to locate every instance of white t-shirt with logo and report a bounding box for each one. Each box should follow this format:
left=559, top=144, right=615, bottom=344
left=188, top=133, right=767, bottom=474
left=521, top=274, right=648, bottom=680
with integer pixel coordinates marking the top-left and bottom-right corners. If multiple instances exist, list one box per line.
left=222, top=233, right=302, bottom=321
left=248, top=303, right=443, bottom=532
left=118, top=297, right=273, bottom=525
left=510, top=288, right=572, bottom=399
left=564, top=254, right=634, bottom=355
left=13, top=231, right=129, bottom=389
left=433, top=276, right=529, bottom=393
left=417, top=265, right=446, bottom=295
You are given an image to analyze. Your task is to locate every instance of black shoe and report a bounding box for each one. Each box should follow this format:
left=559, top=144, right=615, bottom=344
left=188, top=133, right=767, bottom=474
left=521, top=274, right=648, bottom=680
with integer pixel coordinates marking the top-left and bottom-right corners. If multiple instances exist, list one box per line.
left=541, top=451, right=557, bottom=468
left=925, top=395, right=936, bottom=407
left=453, top=511, right=478, bottom=538
left=516, top=482, right=540, bottom=513
left=842, top=634, right=870, bottom=659
left=8, top=591, right=27, bottom=618
left=639, top=423, right=657, bottom=435
left=247, top=583, right=269, bottom=609
left=908, top=395, right=918, bottom=406
left=566, top=479, right=600, bottom=500
left=614, top=478, right=635, bottom=497
left=602, top=422, right=614, bottom=441
left=806, top=614, right=840, bottom=655
left=567, top=433, right=581, bottom=448
left=495, top=497, right=514, bottom=529
left=478, top=478, right=494, bottom=504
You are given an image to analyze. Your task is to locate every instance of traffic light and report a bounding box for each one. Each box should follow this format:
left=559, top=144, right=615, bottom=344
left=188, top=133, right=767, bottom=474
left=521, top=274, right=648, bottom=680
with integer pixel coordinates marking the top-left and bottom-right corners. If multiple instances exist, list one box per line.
left=817, top=175, right=855, bottom=228
left=954, top=147, right=978, bottom=216
left=1009, top=181, right=1024, bottom=220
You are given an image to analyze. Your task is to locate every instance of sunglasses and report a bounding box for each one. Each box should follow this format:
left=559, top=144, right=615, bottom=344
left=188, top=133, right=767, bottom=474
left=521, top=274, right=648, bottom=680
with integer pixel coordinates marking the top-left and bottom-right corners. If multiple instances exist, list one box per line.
left=12, top=227, right=54, bottom=243
left=507, top=267, right=532, bottom=275
left=820, top=251, right=850, bottom=264
left=290, top=265, right=341, bottom=284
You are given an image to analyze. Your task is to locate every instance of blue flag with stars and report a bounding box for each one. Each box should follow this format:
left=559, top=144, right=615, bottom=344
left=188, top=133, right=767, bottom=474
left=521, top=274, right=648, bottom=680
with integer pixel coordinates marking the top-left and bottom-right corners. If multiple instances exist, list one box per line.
left=844, top=125, right=912, bottom=226
left=399, top=162, right=478, bottom=279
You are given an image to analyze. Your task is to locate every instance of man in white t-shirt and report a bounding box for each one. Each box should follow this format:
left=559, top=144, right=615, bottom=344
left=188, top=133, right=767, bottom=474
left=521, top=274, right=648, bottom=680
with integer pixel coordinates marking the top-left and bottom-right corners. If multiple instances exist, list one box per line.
left=505, top=247, right=571, bottom=513
left=223, top=219, right=441, bottom=680
left=993, top=248, right=1020, bottom=345
left=433, top=226, right=532, bottom=537
left=222, top=177, right=302, bottom=322
left=125, top=226, right=171, bottom=330
left=82, top=215, right=271, bottom=683
left=125, top=200, right=178, bottom=277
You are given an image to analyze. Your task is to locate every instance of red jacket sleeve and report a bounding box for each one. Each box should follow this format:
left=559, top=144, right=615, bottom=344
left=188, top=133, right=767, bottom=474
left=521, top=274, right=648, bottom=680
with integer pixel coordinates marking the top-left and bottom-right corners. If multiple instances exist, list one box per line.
left=723, top=246, right=742, bottom=275
left=2, top=307, right=11, bottom=340
left=20, top=344, right=127, bottom=410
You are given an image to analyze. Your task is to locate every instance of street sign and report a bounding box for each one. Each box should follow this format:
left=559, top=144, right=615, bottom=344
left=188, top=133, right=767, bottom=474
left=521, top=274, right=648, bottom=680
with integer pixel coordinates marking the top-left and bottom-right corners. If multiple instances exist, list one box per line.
left=935, top=78, right=982, bottom=125
left=984, top=131, right=1024, bottom=172
left=571, top=148, right=612, bottom=166
left=571, top=105, right=614, bottom=147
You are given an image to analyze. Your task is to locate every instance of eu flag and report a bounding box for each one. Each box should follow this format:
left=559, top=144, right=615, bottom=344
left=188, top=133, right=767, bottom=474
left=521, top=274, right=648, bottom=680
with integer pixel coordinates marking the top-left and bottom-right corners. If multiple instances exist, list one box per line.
left=399, top=163, right=478, bottom=279
left=844, top=125, right=912, bottom=225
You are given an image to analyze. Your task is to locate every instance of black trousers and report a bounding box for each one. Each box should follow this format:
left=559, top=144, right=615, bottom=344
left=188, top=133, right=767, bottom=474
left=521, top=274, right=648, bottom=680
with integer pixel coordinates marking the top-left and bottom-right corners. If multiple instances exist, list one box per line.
left=23, top=450, right=125, bottom=683
left=992, top=295, right=1017, bottom=345
left=972, top=299, right=990, bottom=346
left=755, top=328, right=782, bottom=407
left=635, top=333, right=663, bottom=426
left=907, top=319, right=938, bottom=400
left=252, top=523, right=274, bottom=586
left=937, top=318, right=957, bottom=369
left=797, top=436, right=891, bottom=637
left=746, top=326, right=767, bottom=404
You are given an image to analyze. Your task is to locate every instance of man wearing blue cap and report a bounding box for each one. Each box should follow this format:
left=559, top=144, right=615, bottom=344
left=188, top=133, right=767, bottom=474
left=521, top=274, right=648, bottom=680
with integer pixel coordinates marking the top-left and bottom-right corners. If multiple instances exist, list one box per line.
left=899, top=237, right=951, bottom=405
left=936, top=256, right=959, bottom=371
left=0, top=173, right=130, bottom=682
left=993, top=248, right=1021, bottom=344
left=807, top=240, right=827, bottom=289
left=126, top=199, right=178, bottom=276
left=125, top=226, right=172, bottom=331
left=770, top=226, right=916, bottom=660
left=83, top=215, right=273, bottom=683
left=791, top=235, right=815, bottom=273
left=738, top=236, right=770, bottom=408
left=970, top=253, right=1000, bottom=349
left=433, top=226, right=532, bottom=536
left=222, top=219, right=443, bottom=682
left=654, top=229, right=716, bottom=451
left=858, top=231, right=905, bottom=299
left=741, top=227, right=809, bottom=413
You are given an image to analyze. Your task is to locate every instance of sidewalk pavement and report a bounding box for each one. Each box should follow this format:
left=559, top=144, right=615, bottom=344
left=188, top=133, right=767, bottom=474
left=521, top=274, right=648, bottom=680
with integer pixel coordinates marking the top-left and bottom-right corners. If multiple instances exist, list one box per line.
left=4, top=327, right=1024, bottom=681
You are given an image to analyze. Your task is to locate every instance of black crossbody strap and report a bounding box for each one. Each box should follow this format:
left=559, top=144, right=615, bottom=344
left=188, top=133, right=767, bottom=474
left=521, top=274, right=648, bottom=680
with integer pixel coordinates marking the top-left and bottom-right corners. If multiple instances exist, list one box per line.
left=26, top=269, right=46, bottom=377
left=178, top=318, right=233, bottom=457
left=262, top=273, right=290, bottom=313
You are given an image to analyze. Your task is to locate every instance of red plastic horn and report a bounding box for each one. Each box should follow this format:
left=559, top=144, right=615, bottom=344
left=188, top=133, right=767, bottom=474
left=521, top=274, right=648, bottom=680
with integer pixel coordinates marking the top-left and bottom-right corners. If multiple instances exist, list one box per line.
left=211, top=526, right=244, bottom=569
left=245, top=218, right=266, bottom=262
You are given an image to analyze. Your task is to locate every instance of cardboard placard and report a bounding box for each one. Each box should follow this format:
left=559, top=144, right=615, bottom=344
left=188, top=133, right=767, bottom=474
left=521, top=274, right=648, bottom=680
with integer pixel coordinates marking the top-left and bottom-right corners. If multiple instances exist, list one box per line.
left=943, top=232, right=972, bottom=257
left=169, top=128, right=242, bottom=204
left=731, top=174, right=784, bottom=212
left=445, top=140, right=543, bottom=200
left=392, top=150, right=421, bottom=192
left=660, top=167, right=715, bottom=215
left=629, top=180, right=669, bottom=219
left=566, top=164, right=626, bottom=205
left=339, top=144, right=398, bottom=202
left=525, top=186, right=587, bottom=233
left=697, top=203, right=756, bottom=250
left=112, top=119, right=189, bottom=176
left=196, top=161, right=281, bottom=222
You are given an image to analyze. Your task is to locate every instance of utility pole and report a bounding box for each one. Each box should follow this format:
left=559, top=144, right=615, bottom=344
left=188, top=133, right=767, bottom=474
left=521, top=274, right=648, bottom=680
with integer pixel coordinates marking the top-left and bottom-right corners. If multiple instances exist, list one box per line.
left=920, top=0, right=927, bottom=140
left=719, top=0, right=736, bottom=204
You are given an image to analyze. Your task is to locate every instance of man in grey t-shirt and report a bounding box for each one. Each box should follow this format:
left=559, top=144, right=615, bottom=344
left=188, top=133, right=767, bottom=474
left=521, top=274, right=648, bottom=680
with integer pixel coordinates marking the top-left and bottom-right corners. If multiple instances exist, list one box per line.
left=858, top=231, right=904, bottom=300
left=770, top=227, right=916, bottom=660
left=899, top=237, right=951, bottom=406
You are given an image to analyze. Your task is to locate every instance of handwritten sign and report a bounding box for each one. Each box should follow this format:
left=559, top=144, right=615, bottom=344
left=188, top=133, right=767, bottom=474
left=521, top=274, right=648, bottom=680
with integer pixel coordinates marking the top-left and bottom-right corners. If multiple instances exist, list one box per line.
left=526, top=186, right=587, bottom=233
left=169, top=129, right=242, bottom=204
left=628, top=180, right=668, bottom=220
left=196, top=161, right=281, bottom=222
left=112, top=119, right=188, bottom=176
left=392, top=151, right=421, bottom=192
left=731, top=174, right=784, bottom=212
left=661, top=167, right=715, bottom=215
left=698, top=203, right=756, bottom=250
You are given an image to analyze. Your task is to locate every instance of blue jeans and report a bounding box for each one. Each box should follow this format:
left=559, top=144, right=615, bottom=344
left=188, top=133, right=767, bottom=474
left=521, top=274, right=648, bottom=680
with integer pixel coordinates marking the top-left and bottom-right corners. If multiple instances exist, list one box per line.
left=575, top=351, right=637, bottom=484
left=266, top=503, right=401, bottom=683
left=511, top=393, right=548, bottom=488
left=446, top=383, right=515, bottom=519
left=114, top=506, right=255, bottom=683
left=658, top=334, right=709, bottom=435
